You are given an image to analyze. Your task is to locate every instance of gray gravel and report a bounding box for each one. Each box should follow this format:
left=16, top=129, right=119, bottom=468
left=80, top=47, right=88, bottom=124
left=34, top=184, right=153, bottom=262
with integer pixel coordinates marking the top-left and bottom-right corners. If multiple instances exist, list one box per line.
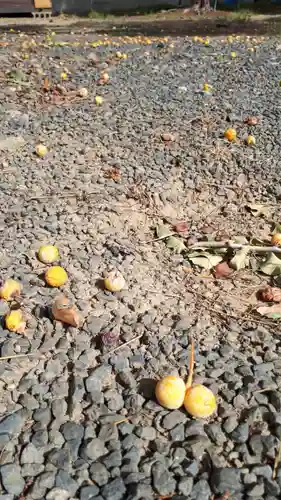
left=0, top=28, right=281, bottom=499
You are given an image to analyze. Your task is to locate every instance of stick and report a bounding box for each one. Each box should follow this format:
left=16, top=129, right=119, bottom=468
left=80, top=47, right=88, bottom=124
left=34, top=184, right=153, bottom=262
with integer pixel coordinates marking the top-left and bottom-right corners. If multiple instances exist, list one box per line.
left=186, top=338, right=195, bottom=389
left=188, top=241, right=281, bottom=253
left=273, top=441, right=281, bottom=479
left=143, top=232, right=177, bottom=244
left=0, top=353, right=36, bottom=361
left=103, top=333, right=143, bottom=356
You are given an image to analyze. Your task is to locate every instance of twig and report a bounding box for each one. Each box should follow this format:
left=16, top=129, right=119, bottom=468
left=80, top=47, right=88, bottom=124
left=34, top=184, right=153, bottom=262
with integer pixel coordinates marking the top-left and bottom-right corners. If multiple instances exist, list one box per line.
left=142, top=232, right=177, bottom=244
left=273, top=441, right=281, bottom=479
left=0, top=353, right=36, bottom=361
left=104, top=333, right=144, bottom=356
left=188, top=241, right=281, bottom=253
left=186, top=338, right=195, bottom=389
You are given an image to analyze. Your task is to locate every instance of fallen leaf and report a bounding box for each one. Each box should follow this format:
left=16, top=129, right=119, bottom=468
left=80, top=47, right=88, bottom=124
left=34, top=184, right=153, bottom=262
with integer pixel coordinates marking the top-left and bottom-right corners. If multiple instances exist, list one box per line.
left=173, top=221, right=188, bottom=233
left=188, top=251, right=223, bottom=270
left=246, top=203, right=271, bottom=218
left=257, top=304, right=281, bottom=319
left=214, top=261, right=233, bottom=278
left=244, top=116, right=259, bottom=126
left=52, top=295, right=82, bottom=327
left=156, top=225, right=174, bottom=239
left=42, top=76, right=50, bottom=91
left=259, top=286, right=281, bottom=302
left=162, top=133, right=175, bottom=142
left=230, top=246, right=250, bottom=270
left=104, top=167, right=121, bottom=182
left=166, top=236, right=186, bottom=253
left=259, top=252, right=281, bottom=276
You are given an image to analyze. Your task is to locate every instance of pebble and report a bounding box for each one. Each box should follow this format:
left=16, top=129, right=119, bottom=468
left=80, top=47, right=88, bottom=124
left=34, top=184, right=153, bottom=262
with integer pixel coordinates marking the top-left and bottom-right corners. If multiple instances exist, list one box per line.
left=0, top=464, right=25, bottom=495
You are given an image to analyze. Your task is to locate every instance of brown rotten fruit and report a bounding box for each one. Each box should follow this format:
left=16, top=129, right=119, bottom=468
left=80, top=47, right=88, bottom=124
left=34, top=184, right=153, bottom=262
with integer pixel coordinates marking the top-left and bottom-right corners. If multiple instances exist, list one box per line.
left=259, top=286, right=281, bottom=303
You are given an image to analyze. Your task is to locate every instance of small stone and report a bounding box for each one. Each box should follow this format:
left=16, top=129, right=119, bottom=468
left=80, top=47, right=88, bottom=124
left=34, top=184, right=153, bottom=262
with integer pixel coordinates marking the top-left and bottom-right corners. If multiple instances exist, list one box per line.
left=46, top=488, right=70, bottom=500
left=0, top=464, right=25, bottom=495
left=34, top=471, right=56, bottom=490
left=205, top=424, right=227, bottom=445
left=170, top=423, right=185, bottom=442
left=101, top=477, right=126, bottom=500
left=162, top=410, right=187, bottom=430
left=231, top=422, right=249, bottom=443
left=0, top=409, right=27, bottom=436
left=246, top=482, right=265, bottom=496
left=19, top=393, right=39, bottom=410
left=135, top=426, right=156, bottom=440
left=48, top=449, right=71, bottom=470
left=211, top=468, right=242, bottom=495
left=89, top=462, right=109, bottom=486
left=102, top=450, right=122, bottom=468
left=32, top=430, right=48, bottom=447
left=104, top=390, right=124, bottom=412
left=251, top=465, right=272, bottom=479
left=60, top=422, right=84, bottom=441
left=82, top=438, right=107, bottom=461
left=33, top=407, right=52, bottom=426
left=190, top=479, right=211, bottom=499
left=80, top=485, right=100, bottom=500
left=178, top=477, right=193, bottom=496
left=55, top=470, right=78, bottom=496
left=20, top=443, right=44, bottom=464
left=152, top=461, right=176, bottom=496
left=98, top=423, right=118, bottom=442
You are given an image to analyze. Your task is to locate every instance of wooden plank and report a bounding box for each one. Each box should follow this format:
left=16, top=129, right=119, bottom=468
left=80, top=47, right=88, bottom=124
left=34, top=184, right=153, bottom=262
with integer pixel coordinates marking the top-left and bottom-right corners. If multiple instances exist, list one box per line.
left=34, top=0, right=52, bottom=7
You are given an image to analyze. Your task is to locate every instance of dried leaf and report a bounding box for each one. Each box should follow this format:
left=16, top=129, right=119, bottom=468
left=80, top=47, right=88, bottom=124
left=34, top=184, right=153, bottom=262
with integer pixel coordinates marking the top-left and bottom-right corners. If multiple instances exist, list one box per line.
left=156, top=225, right=173, bottom=239
left=166, top=236, right=186, bottom=253
left=104, top=167, right=121, bottom=182
left=259, top=252, right=281, bottom=276
left=214, top=261, right=233, bottom=278
left=230, top=246, right=250, bottom=270
left=173, top=221, right=188, bottom=233
left=43, top=76, right=50, bottom=91
left=52, top=295, right=82, bottom=327
left=246, top=203, right=271, bottom=218
left=162, top=133, right=176, bottom=142
left=188, top=251, right=223, bottom=270
left=257, top=304, right=281, bottom=319
left=244, top=115, right=259, bottom=126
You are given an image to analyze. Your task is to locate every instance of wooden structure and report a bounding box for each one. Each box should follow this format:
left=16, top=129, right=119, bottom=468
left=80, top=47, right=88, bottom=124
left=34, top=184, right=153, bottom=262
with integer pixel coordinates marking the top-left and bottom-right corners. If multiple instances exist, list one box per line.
left=0, top=0, right=51, bottom=14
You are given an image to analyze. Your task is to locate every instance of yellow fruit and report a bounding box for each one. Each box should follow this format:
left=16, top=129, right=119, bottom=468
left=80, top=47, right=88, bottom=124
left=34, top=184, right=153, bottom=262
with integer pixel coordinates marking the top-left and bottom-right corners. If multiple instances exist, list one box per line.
left=45, top=266, right=68, bottom=287
left=116, top=51, right=123, bottom=58
left=0, top=279, right=21, bottom=301
left=95, top=95, right=103, bottom=105
left=36, top=144, right=48, bottom=157
left=272, top=233, right=281, bottom=246
left=60, top=72, right=68, bottom=80
left=224, top=128, right=237, bottom=142
left=5, top=309, right=26, bottom=333
left=155, top=375, right=186, bottom=410
left=122, top=53, right=128, bottom=59
left=104, top=270, right=126, bottom=292
left=231, top=51, right=237, bottom=58
left=246, top=135, right=256, bottom=146
left=78, top=87, right=88, bottom=98
left=38, top=245, right=59, bottom=264
left=203, top=83, right=210, bottom=92
left=101, top=72, right=109, bottom=83
left=184, top=384, right=217, bottom=418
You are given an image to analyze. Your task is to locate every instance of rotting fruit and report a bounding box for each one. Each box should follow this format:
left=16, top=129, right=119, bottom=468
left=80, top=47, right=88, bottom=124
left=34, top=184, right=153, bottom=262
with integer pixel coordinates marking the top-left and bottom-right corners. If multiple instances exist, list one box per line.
left=272, top=233, right=281, bottom=246
left=104, top=270, right=126, bottom=292
left=224, top=128, right=237, bottom=142
left=5, top=309, right=26, bottom=333
left=0, top=279, right=21, bottom=301
left=38, top=245, right=59, bottom=264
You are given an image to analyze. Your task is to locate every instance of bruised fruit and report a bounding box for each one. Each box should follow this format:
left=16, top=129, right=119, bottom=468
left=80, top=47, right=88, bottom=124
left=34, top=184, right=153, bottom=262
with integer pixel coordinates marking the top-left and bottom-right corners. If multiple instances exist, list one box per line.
left=155, top=375, right=186, bottom=410
left=0, top=279, right=21, bottom=301
left=104, top=270, right=126, bottom=292
left=5, top=309, right=26, bottom=333
left=38, top=245, right=59, bottom=264
left=224, top=128, right=237, bottom=142
left=184, top=384, right=217, bottom=418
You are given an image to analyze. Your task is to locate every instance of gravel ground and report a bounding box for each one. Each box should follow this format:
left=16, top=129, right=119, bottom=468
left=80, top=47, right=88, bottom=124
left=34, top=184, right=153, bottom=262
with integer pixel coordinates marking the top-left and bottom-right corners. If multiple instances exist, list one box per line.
left=0, top=29, right=281, bottom=500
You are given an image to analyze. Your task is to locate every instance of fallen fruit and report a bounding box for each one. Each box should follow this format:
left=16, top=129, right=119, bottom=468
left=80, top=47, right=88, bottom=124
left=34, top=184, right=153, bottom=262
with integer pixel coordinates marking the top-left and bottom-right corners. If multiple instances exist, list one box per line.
left=101, top=330, right=120, bottom=347
left=214, top=261, right=233, bottom=278
left=104, top=270, right=126, bottom=292
left=38, top=245, right=59, bottom=264
left=0, top=279, right=21, bottom=301
left=203, top=82, right=210, bottom=92
left=162, top=133, right=175, bottom=142
left=95, top=95, right=103, bottom=105
left=52, top=295, right=81, bottom=327
left=60, top=72, right=68, bottom=80
left=155, top=375, right=186, bottom=410
left=272, top=233, right=281, bottom=246
left=231, top=51, right=237, bottom=58
left=224, top=128, right=237, bottom=142
left=45, top=266, right=68, bottom=287
left=184, top=384, right=217, bottom=418
left=101, top=72, right=109, bottom=83
left=246, top=135, right=256, bottom=146
left=259, top=286, right=281, bottom=303
left=5, top=309, right=26, bottom=333
left=78, top=87, right=88, bottom=98
left=173, top=221, right=188, bottom=233
left=116, top=51, right=123, bottom=58
left=36, top=144, right=48, bottom=157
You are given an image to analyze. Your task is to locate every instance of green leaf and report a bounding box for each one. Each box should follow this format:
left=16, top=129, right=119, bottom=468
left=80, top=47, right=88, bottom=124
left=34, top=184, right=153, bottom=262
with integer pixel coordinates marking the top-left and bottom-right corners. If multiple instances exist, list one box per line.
left=273, top=223, right=281, bottom=234
left=246, top=203, right=271, bottom=218
left=259, top=253, right=281, bottom=276
left=230, top=246, right=250, bottom=270
left=166, top=236, right=186, bottom=254
left=187, top=252, right=222, bottom=270
left=156, top=225, right=173, bottom=239
left=7, top=69, right=25, bottom=82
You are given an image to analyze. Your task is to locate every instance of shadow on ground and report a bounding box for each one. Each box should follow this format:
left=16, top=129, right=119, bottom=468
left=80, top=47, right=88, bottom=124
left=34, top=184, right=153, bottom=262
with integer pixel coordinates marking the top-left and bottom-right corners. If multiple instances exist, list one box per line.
left=1, top=15, right=281, bottom=37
